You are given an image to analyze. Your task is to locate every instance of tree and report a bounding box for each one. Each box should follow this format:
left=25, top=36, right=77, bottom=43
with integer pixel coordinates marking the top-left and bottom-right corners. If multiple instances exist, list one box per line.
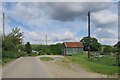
left=114, top=41, right=120, bottom=53
left=2, top=27, right=23, bottom=58
left=25, top=42, right=32, bottom=53
left=50, top=43, right=63, bottom=55
left=103, top=45, right=113, bottom=53
left=114, top=41, right=120, bottom=48
left=2, top=27, right=23, bottom=51
left=80, top=36, right=101, bottom=52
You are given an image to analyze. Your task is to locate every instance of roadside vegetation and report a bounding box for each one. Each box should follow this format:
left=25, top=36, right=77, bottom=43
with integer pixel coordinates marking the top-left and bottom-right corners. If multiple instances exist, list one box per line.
left=2, top=27, right=23, bottom=64
left=40, top=57, right=54, bottom=61
left=66, top=54, right=118, bottom=75
left=2, top=27, right=38, bottom=64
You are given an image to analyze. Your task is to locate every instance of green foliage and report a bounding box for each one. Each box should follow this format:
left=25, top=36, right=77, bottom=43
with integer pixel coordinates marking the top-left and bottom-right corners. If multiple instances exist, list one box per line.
left=114, top=41, right=120, bottom=48
left=2, top=50, right=20, bottom=58
left=18, top=44, right=26, bottom=52
left=103, top=45, right=115, bottom=53
left=40, top=57, right=54, bottom=61
left=2, top=58, right=15, bottom=65
left=27, top=52, right=38, bottom=56
left=50, top=43, right=63, bottom=55
left=114, top=41, right=120, bottom=52
left=32, top=45, right=48, bottom=55
left=80, top=36, right=101, bottom=51
left=2, top=27, right=24, bottom=60
left=25, top=42, right=32, bottom=53
left=19, top=52, right=28, bottom=57
left=32, top=43, right=63, bottom=55
left=92, top=55, right=116, bottom=66
left=2, top=27, right=23, bottom=51
left=67, top=54, right=118, bottom=75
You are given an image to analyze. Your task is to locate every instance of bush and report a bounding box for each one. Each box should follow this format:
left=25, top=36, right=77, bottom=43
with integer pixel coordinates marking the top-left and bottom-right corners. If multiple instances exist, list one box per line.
left=28, top=53, right=38, bottom=56
left=20, top=52, right=28, bottom=57
left=2, top=50, right=20, bottom=58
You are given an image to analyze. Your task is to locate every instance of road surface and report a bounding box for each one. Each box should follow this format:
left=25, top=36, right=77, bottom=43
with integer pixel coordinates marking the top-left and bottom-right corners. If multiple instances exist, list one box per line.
left=2, top=57, right=53, bottom=78
left=2, top=56, right=108, bottom=78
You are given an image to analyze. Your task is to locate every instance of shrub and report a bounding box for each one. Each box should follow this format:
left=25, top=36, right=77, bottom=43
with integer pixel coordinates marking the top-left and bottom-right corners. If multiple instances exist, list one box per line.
left=2, top=50, right=20, bottom=58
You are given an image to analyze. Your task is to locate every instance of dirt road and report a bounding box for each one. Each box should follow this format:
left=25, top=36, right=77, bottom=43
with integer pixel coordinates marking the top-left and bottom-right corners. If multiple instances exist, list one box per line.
left=2, top=57, right=53, bottom=78
left=39, top=55, right=105, bottom=78
left=2, top=56, right=105, bottom=78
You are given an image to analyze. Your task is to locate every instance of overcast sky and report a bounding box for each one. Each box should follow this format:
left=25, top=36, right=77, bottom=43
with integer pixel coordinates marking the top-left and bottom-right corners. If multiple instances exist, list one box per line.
left=0, top=0, right=119, bottom=45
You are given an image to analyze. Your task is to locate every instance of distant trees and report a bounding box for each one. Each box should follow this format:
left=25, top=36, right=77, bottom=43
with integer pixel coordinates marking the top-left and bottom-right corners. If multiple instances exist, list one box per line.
left=31, top=43, right=63, bottom=55
left=25, top=42, right=32, bottom=53
left=50, top=43, right=63, bottom=55
left=32, top=45, right=49, bottom=55
left=80, top=36, right=101, bottom=52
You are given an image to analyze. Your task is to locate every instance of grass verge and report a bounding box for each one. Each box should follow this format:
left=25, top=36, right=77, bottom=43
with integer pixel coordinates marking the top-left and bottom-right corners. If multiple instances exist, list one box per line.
left=40, top=57, right=54, bottom=61
left=66, top=54, right=118, bottom=75
left=2, top=58, right=16, bottom=65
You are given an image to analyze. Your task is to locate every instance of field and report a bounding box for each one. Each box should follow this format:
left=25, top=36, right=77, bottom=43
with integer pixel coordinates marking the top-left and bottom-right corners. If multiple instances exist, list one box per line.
left=66, top=53, right=118, bottom=75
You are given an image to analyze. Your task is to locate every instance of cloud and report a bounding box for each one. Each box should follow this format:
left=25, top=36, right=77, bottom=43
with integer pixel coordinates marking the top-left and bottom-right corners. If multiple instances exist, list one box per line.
left=50, top=31, right=75, bottom=41
left=99, top=38, right=118, bottom=45
left=46, top=2, right=112, bottom=21
left=92, top=27, right=118, bottom=45
left=2, top=2, right=118, bottom=45
left=92, top=10, right=118, bottom=28
left=93, top=28, right=117, bottom=38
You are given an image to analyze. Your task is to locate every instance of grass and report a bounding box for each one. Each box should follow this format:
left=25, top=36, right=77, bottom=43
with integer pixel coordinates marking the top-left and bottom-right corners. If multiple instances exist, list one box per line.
left=92, top=55, right=116, bottom=66
left=40, top=57, right=54, bottom=61
left=66, top=54, right=118, bottom=75
left=2, top=58, right=16, bottom=65
left=54, top=58, right=71, bottom=68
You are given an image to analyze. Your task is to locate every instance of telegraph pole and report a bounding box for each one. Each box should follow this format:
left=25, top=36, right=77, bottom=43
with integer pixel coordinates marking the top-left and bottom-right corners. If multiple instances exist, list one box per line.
left=46, top=34, right=47, bottom=46
left=3, top=13, right=5, bottom=40
left=88, top=11, right=91, bottom=59
left=46, top=34, right=48, bottom=54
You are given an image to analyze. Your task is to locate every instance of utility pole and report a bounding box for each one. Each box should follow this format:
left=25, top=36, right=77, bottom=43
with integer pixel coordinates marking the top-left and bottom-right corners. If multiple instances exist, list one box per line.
left=46, top=34, right=48, bottom=54
left=46, top=34, right=47, bottom=46
left=2, top=13, right=5, bottom=40
left=88, top=11, right=91, bottom=59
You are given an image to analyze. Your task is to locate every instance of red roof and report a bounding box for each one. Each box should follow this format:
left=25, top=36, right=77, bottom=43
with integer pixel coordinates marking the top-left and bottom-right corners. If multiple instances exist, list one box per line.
left=63, top=42, right=83, bottom=48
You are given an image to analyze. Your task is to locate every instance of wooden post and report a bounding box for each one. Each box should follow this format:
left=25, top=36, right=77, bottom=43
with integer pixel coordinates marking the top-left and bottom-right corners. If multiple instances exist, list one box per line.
left=88, top=11, right=91, bottom=59
left=3, top=13, right=5, bottom=40
left=45, top=34, right=47, bottom=54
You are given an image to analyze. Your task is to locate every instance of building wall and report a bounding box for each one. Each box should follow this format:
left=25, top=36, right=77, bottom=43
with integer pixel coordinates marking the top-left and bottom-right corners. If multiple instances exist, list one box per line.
left=65, top=47, right=83, bottom=55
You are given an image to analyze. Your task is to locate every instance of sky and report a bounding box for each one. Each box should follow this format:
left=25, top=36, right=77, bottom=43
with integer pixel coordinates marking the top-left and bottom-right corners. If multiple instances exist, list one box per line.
left=0, top=0, right=119, bottom=45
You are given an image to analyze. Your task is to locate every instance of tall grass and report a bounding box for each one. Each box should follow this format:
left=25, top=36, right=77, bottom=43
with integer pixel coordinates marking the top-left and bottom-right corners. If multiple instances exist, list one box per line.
left=66, top=54, right=118, bottom=75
